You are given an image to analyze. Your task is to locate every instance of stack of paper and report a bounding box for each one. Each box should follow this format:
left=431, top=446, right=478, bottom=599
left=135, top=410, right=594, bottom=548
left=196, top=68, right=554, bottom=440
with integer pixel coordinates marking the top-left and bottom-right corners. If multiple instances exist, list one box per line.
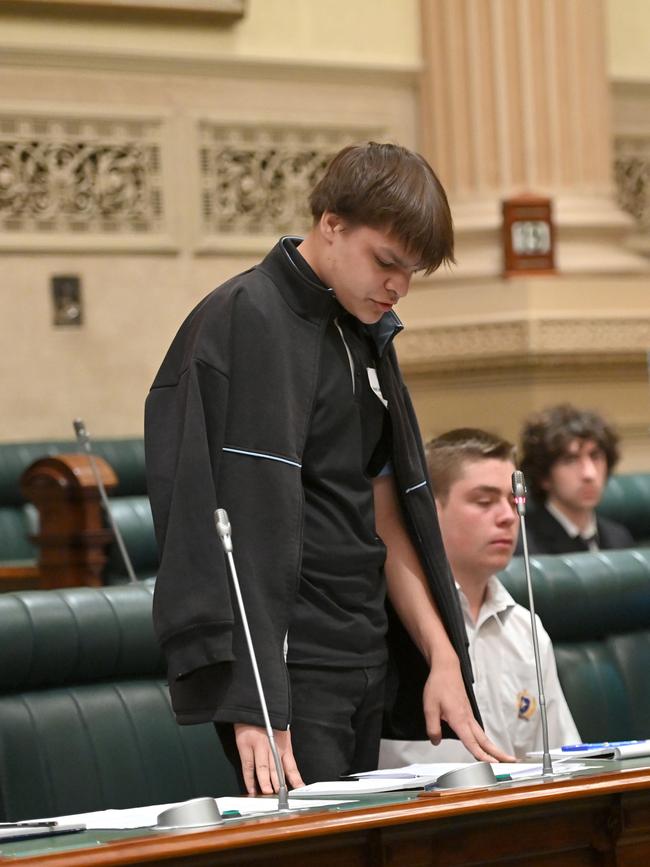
left=527, top=739, right=650, bottom=760
left=289, top=761, right=585, bottom=798
left=36, top=797, right=351, bottom=831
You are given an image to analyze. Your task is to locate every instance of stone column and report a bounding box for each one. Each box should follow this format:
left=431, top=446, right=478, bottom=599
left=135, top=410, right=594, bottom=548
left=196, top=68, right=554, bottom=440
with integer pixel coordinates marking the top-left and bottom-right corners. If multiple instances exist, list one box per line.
left=419, top=0, right=645, bottom=275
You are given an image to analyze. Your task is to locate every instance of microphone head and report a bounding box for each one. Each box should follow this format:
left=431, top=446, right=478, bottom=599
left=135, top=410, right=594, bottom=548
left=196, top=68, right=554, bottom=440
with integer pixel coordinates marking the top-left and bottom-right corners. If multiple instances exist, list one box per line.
left=72, top=418, right=91, bottom=449
left=512, top=470, right=527, bottom=516
left=214, top=509, right=233, bottom=552
left=214, top=508, right=231, bottom=537
left=511, top=470, right=526, bottom=497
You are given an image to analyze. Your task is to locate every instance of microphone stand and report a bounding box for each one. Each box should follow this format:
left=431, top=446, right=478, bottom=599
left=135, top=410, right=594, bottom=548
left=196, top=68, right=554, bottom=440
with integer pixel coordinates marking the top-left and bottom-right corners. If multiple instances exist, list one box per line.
left=72, top=418, right=138, bottom=584
left=512, top=470, right=554, bottom=777
left=214, top=508, right=290, bottom=811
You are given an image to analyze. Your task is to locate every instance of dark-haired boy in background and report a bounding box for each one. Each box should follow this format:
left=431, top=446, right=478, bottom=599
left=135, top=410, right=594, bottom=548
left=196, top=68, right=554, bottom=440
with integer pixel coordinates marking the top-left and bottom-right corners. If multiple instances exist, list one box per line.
left=518, top=404, right=633, bottom=555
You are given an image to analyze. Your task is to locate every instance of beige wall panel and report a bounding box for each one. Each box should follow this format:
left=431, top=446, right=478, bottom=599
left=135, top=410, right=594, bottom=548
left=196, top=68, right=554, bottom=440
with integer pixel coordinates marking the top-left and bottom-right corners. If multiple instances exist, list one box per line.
left=0, top=0, right=421, bottom=68
left=606, top=0, right=650, bottom=81
left=0, top=53, right=418, bottom=441
left=398, top=270, right=650, bottom=473
left=405, top=362, right=650, bottom=473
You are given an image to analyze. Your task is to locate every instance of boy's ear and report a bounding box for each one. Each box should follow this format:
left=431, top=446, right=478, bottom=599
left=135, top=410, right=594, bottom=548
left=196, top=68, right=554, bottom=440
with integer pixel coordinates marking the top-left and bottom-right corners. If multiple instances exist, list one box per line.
left=320, top=211, right=346, bottom=239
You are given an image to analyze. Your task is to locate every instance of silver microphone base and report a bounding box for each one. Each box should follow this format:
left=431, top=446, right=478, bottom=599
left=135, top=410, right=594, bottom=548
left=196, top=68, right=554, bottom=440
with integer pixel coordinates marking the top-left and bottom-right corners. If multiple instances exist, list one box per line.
left=155, top=797, right=223, bottom=830
left=277, top=784, right=291, bottom=811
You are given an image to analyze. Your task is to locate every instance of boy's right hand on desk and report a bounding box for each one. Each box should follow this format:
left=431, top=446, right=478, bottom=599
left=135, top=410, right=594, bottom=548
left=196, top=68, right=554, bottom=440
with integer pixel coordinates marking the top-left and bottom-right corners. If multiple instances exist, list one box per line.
left=234, top=723, right=304, bottom=795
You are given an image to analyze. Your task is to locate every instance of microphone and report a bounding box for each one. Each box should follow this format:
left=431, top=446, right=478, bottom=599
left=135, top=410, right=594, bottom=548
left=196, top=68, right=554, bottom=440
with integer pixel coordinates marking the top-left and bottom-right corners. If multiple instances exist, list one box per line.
left=214, top=508, right=290, bottom=811
left=72, top=418, right=137, bottom=584
left=512, top=470, right=553, bottom=777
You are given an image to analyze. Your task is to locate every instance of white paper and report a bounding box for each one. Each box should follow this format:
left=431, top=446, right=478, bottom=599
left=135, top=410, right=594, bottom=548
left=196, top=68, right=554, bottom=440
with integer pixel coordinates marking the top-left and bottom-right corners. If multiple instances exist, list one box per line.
left=289, top=777, right=438, bottom=798
left=33, top=796, right=351, bottom=830
left=346, top=761, right=587, bottom=784
left=502, top=762, right=587, bottom=779
left=528, top=740, right=650, bottom=761
left=353, top=762, right=472, bottom=780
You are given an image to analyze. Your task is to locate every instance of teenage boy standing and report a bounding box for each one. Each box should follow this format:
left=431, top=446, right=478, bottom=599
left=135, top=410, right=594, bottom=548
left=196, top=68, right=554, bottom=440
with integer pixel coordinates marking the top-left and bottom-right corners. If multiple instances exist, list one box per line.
left=145, top=142, right=509, bottom=795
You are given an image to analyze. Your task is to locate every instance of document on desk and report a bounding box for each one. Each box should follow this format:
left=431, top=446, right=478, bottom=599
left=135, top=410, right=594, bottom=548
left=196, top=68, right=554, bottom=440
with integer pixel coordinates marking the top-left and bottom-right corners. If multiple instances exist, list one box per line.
left=527, top=739, right=650, bottom=760
left=289, top=776, right=440, bottom=798
left=39, top=797, right=352, bottom=831
left=290, top=764, right=545, bottom=797
left=347, top=761, right=588, bottom=784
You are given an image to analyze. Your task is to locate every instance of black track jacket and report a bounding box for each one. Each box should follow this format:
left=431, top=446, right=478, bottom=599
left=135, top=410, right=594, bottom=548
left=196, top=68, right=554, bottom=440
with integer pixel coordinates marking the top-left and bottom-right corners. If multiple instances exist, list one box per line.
left=145, top=238, right=480, bottom=740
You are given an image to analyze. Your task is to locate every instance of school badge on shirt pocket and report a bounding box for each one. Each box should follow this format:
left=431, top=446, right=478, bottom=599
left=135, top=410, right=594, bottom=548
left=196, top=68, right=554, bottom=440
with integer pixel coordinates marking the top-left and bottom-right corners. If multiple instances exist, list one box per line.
left=517, top=689, right=538, bottom=721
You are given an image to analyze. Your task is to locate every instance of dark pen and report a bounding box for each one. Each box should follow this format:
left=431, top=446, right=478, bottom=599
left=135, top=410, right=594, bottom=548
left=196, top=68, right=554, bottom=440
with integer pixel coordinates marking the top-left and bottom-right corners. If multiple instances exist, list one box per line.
left=0, top=821, right=59, bottom=828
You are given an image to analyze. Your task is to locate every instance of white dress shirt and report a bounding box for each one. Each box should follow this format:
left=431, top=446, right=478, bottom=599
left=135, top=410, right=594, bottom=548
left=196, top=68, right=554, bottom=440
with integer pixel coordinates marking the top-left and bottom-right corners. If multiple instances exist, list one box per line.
left=379, top=575, right=580, bottom=766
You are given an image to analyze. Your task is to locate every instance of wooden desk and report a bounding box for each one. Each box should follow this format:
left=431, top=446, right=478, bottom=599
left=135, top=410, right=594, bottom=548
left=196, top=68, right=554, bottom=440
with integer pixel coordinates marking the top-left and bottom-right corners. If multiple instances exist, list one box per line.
left=6, top=765, right=650, bottom=866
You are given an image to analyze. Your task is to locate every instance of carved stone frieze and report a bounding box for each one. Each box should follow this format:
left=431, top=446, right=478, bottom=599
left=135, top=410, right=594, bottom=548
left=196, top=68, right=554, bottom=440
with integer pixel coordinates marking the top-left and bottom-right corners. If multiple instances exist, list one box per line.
left=198, top=123, right=384, bottom=241
left=536, top=317, right=650, bottom=352
left=397, top=320, right=530, bottom=366
left=397, top=316, right=650, bottom=374
left=0, top=114, right=164, bottom=235
left=614, top=135, right=650, bottom=233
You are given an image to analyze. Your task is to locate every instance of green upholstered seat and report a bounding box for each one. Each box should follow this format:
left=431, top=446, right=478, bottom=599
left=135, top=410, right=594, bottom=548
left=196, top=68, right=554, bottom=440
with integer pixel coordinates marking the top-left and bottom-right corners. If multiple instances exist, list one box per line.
left=0, top=504, right=38, bottom=564
left=598, top=472, right=650, bottom=545
left=499, top=548, right=650, bottom=742
left=0, top=439, right=158, bottom=583
left=0, top=438, right=146, bottom=505
left=0, top=581, right=238, bottom=822
left=104, top=496, right=158, bottom=582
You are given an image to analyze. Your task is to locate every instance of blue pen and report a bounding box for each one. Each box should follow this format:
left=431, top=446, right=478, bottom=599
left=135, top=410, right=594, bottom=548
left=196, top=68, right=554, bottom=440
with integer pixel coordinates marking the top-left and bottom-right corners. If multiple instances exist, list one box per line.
left=561, top=740, right=645, bottom=752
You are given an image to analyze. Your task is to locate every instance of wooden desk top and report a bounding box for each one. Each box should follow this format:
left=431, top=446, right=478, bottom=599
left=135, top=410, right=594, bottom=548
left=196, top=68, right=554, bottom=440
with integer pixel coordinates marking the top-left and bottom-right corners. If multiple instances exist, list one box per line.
left=6, top=763, right=650, bottom=866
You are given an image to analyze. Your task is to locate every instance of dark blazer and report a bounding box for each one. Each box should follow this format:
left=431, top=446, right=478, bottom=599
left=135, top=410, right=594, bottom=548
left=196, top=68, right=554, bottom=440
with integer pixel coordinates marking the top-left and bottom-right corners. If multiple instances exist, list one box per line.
left=517, top=502, right=634, bottom=556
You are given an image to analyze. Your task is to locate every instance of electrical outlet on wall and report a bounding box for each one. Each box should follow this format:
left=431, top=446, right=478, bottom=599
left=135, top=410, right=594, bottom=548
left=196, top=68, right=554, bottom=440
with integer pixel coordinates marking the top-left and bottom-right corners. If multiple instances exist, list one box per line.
left=51, top=275, right=83, bottom=326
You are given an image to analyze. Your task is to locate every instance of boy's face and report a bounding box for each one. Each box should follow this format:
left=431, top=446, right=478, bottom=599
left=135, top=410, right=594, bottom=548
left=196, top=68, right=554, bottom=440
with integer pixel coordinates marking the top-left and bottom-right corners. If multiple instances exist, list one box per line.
left=542, top=437, right=608, bottom=515
left=320, top=213, right=421, bottom=324
left=436, top=458, right=519, bottom=582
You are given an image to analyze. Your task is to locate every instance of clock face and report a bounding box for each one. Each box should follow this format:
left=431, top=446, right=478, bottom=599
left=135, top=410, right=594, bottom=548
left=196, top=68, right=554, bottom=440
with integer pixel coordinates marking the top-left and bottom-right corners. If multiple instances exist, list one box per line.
left=502, top=196, right=555, bottom=276
left=511, top=220, right=551, bottom=256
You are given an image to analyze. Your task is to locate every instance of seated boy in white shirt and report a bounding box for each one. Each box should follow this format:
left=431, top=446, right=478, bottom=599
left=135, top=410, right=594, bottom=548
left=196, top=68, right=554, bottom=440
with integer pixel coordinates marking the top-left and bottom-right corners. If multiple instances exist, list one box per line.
left=380, top=428, right=579, bottom=766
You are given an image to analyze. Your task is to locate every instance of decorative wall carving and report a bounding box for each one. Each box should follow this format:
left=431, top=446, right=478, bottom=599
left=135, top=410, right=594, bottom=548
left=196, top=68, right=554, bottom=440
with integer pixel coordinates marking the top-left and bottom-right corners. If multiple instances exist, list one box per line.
left=198, top=123, right=383, bottom=241
left=614, top=135, right=650, bottom=233
left=0, top=115, right=164, bottom=236
left=397, top=316, right=650, bottom=373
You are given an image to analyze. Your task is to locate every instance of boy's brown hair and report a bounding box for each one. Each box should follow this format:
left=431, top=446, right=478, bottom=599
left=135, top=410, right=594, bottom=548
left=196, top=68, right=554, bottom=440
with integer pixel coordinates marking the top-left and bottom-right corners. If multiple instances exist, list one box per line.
left=426, top=428, right=516, bottom=504
left=519, top=404, right=620, bottom=501
left=309, top=141, right=455, bottom=275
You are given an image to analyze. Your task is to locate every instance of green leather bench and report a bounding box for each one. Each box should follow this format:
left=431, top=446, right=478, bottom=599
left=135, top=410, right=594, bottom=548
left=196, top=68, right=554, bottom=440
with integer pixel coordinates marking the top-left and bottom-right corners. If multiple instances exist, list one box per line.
left=597, top=472, right=650, bottom=546
left=499, top=548, right=650, bottom=743
left=0, top=580, right=238, bottom=822
left=0, top=438, right=157, bottom=584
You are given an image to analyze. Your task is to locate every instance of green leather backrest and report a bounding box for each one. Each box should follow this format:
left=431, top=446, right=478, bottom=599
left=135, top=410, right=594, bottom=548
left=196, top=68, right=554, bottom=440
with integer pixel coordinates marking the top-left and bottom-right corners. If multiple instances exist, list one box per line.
left=598, top=472, right=650, bottom=544
left=0, top=505, right=37, bottom=563
left=0, top=438, right=156, bottom=579
left=0, top=582, right=239, bottom=821
left=0, top=438, right=145, bottom=506
left=499, top=549, right=650, bottom=742
left=104, top=497, right=158, bottom=582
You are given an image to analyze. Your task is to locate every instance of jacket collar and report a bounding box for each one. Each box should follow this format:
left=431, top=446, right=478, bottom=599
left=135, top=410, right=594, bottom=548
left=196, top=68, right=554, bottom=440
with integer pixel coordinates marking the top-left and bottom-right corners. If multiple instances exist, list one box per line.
left=258, top=236, right=403, bottom=357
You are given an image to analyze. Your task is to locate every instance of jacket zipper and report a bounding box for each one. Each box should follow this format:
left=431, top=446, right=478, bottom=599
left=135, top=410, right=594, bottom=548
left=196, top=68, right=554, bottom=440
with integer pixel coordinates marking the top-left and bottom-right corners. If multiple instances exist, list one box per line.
left=333, top=317, right=355, bottom=395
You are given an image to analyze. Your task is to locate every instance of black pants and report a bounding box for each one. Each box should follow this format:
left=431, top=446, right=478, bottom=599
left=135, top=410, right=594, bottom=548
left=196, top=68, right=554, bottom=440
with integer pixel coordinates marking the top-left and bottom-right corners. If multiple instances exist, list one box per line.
left=216, top=662, right=386, bottom=791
